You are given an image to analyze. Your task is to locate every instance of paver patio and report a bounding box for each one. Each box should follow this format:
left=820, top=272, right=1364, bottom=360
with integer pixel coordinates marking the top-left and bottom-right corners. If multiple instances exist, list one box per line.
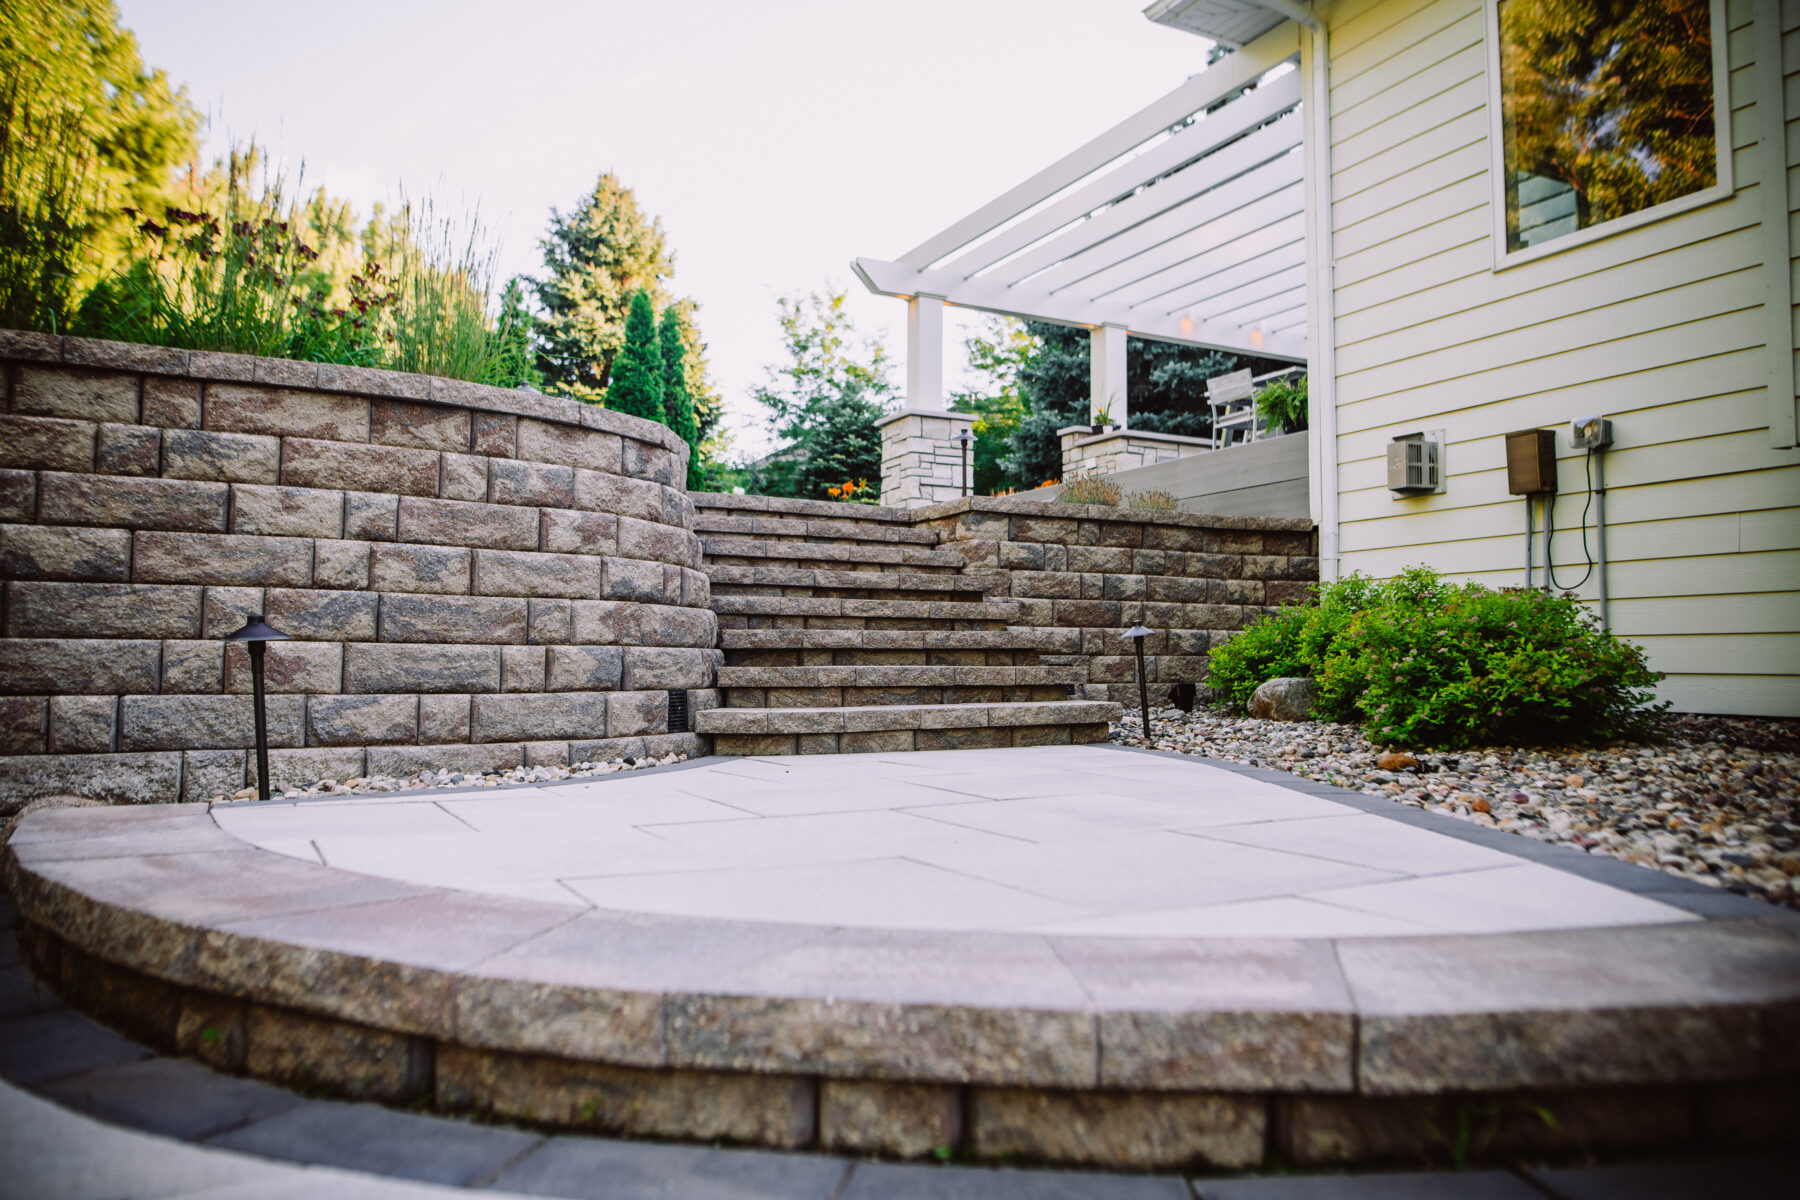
left=212, top=745, right=1698, bottom=940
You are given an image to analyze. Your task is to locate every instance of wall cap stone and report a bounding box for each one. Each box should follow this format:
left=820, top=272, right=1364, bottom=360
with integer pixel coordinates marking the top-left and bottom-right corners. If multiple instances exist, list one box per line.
left=0, top=329, right=687, bottom=458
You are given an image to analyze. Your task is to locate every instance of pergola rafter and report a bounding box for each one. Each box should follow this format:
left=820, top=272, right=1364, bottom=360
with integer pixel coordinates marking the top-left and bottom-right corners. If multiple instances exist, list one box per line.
left=855, top=19, right=1309, bottom=426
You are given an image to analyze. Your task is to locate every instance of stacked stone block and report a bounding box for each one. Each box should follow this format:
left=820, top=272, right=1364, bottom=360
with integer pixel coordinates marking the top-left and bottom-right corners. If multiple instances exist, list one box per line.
left=0, top=332, right=716, bottom=806
left=690, top=492, right=1118, bottom=753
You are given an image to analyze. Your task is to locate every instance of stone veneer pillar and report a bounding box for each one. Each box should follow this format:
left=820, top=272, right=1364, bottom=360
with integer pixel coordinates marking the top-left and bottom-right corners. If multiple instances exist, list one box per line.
left=1058, top=426, right=1213, bottom=480
left=876, top=408, right=976, bottom=509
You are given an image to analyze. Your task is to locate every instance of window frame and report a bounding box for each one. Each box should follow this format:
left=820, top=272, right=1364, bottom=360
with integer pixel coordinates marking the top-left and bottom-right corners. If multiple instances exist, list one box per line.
left=1482, top=0, right=1735, bottom=271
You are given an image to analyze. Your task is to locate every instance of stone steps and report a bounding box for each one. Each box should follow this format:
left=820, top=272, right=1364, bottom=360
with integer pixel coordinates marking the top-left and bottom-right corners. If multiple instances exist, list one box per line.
left=710, top=596, right=1020, bottom=623
left=704, top=565, right=997, bottom=593
left=696, top=495, right=1119, bottom=755
left=717, top=664, right=1083, bottom=687
left=720, top=628, right=1058, bottom=651
left=700, top=536, right=964, bottom=570
left=694, top=699, right=1116, bottom=755
left=693, top=512, right=938, bottom=545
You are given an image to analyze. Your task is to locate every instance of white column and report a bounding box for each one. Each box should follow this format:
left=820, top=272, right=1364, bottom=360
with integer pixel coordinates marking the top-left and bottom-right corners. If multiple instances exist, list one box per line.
left=906, top=294, right=945, bottom=411
left=1090, top=323, right=1129, bottom=427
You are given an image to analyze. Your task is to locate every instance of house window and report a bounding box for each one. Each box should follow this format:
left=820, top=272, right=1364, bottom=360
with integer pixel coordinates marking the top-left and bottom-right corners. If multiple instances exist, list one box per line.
left=1485, top=0, right=1731, bottom=263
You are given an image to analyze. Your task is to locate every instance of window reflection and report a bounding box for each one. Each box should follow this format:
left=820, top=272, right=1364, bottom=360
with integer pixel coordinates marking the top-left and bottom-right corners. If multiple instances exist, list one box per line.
left=1498, top=0, right=1719, bottom=252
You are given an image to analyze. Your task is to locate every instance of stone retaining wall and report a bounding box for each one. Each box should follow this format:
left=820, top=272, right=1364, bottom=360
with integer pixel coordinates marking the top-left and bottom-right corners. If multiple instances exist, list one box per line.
left=916, top=498, right=1318, bottom=706
left=0, top=332, right=717, bottom=807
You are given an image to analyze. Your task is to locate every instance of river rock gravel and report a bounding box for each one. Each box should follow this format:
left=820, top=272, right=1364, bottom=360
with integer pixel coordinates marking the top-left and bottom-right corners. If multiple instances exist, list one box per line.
left=1112, top=707, right=1800, bottom=908
left=213, top=752, right=690, bottom=804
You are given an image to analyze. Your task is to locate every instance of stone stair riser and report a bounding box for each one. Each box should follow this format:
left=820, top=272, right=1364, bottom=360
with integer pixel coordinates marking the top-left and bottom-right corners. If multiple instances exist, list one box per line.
left=704, top=566, right=995, bottom=592
left=726, top=686, right=1075, bottom=709
left=720, top=629, right=1056, bottom=650
left=712, top=724, right=1110, bottom=755
left=717, top=665, right=1081, bottom=687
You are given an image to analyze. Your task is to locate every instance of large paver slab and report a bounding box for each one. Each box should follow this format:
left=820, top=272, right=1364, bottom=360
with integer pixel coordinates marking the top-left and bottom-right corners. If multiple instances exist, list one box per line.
left=0, top=1009, right=152, bottom=1086
left=488, top=1136, right=847, bottom=1199
left=842, top=1161, right=1191, bottom=1199
left=203, top=1099, right=544, bottom=1186
left=1195, top=1171, right=1544, bottom=1199
left=38, top=1055, right=304, bottom=1140
left=1523, top=1155, right=1794, bottom=1199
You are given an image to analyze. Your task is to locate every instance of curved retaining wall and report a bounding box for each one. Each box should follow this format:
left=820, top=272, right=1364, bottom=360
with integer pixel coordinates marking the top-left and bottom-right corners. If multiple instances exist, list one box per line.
left=0, top=331, right=718, bottom=806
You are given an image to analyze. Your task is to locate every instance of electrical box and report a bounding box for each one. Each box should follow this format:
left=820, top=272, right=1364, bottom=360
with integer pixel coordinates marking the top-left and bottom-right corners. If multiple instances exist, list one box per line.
left=1387, top=432, right=1440, bottom=494
left=1571, top=416, right=1613, bottom=449
left=1504, top=428, right=1557, bottom=495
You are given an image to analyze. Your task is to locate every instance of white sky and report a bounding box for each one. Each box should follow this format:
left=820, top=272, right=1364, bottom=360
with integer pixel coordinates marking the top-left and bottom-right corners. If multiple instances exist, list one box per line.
left=117, top=1, right=1214, bottom=458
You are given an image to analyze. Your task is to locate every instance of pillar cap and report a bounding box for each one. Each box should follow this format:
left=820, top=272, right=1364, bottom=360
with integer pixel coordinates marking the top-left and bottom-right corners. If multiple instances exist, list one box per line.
left=874, top=407, right=978, bottom=430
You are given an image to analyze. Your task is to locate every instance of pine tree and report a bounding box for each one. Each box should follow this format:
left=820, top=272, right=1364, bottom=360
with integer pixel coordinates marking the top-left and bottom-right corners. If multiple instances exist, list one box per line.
left=488, top=276, right=541, bottom=390
left=606, top=290, right=664, bottom=424
left=657, top=305, right=703, bottom=488
left=532, top=173, right=672, bottom=403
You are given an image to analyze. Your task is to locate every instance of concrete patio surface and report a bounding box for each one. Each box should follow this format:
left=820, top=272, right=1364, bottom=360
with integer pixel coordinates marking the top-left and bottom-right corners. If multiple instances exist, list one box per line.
left=211, top=744, right=1704, bottom=939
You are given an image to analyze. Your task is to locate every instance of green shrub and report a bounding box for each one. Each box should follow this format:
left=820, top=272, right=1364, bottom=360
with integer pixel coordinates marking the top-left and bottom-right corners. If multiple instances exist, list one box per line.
left=1208, top=567, right=1666, bottom=748
left=1057, top=473, right=1121, bottom=505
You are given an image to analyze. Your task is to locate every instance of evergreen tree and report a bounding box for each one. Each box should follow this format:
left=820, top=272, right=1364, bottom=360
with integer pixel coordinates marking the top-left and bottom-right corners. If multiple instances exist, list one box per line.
left=658, top=305, right=703, bottom=488
left=532, top=173, right=673, bottom=403
left=1003, top=319, right=1288, bottom=485
left=606, top=289, right=664, bottom=424
left=490, top=276, right=541, bottom=390
left=749, top=288, right=892, bottom=500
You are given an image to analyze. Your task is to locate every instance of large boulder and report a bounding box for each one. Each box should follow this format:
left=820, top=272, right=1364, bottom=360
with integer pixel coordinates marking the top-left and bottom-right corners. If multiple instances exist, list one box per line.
left=1248, top=676, right=1317, bottom=722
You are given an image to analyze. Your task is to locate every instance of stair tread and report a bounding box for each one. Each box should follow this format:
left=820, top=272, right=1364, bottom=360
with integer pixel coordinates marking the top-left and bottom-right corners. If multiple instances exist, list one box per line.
left=694, top=513, right=938, bottom=544
left=717, top=664, right=1084, bottom=687
left=711, top=596, right=1017, bottom=620
left=706, top=566, right=994, bottom=592
left=720, top=628, right=1053, bottom=650
left=701, top=537, right=962, bottom=568
left=695, top=700, right=1121, bottom=735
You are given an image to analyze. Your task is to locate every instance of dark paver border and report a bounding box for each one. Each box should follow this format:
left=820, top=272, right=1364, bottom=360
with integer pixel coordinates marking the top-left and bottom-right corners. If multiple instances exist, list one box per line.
left=1088, top=743, right=1789, bottom=919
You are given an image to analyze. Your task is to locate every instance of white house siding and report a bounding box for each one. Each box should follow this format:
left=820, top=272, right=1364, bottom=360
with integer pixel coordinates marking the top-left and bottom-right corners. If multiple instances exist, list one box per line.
left=1318, top=0, right=1800, bottom=717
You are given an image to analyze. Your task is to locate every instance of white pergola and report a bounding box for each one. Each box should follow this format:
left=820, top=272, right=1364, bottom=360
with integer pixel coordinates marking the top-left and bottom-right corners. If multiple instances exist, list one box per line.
left=854, top=14, right=1308, bottom=428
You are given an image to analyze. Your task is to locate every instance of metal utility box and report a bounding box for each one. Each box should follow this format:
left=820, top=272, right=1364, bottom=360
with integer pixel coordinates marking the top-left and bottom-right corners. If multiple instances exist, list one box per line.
left=1504, top=428, right=1557, bottom=494
left=1387, top=433, right=1440, bottom=494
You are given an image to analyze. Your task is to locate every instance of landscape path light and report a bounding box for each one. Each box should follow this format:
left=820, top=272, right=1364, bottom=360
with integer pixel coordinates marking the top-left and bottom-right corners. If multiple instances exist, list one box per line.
left=1123, top=622, right=1153, bottom=744
left=226, top=614, right=290, bottom=802
left=953, top=427, right=975, bottom=497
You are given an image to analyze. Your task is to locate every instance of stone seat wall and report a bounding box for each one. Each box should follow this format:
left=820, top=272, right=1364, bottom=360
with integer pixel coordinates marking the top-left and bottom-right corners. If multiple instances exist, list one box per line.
left=0, top=332, right=718, bottom=806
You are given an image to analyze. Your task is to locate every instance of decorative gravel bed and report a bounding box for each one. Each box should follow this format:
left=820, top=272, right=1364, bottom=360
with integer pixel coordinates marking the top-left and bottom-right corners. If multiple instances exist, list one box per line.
left=1112, top=707, right=1800, bottom=908
left=212, top=752, right=691, bottom=803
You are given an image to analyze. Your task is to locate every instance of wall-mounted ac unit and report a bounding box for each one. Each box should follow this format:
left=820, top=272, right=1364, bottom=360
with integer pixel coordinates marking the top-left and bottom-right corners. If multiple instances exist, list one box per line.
left=1387, top=432, right=1442, bottom=495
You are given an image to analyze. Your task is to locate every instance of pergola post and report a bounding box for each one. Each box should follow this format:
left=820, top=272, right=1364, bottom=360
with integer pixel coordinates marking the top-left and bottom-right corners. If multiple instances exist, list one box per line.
left=1091, top=322, right=1129, bottom=427
left=906, top=294, right=945, bottom=410
left=879, top=293, right=971, bottom=508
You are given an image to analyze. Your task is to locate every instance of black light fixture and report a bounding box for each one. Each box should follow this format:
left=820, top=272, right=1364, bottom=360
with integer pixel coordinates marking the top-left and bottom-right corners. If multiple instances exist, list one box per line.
left=226, top=614, right=290, bottom=801
left=1122, top=622, right=1153, bottom=745
left=953, top=427, right=976, bottom=497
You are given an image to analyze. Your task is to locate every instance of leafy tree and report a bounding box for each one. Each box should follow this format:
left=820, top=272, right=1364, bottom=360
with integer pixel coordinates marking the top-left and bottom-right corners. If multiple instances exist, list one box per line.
left=1, top=0, right=201, bottom=328
left=532, top=172, right=673, bottom=402
left=658, top=303, right=703, bottom=486
left=605, top=289, right=665, bottom=424
left=950, top=315, right=1034, bottom=494
left=1499, top=0, right=1717, bottom=247
left=749, top=288, right=894, bottom=500
left=490, top=276, right=541, bottom=389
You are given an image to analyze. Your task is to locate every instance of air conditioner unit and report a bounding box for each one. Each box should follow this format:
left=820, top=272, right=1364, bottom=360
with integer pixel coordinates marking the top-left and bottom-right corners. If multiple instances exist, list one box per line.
left=1387, top=432, right=1441, bottom=495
